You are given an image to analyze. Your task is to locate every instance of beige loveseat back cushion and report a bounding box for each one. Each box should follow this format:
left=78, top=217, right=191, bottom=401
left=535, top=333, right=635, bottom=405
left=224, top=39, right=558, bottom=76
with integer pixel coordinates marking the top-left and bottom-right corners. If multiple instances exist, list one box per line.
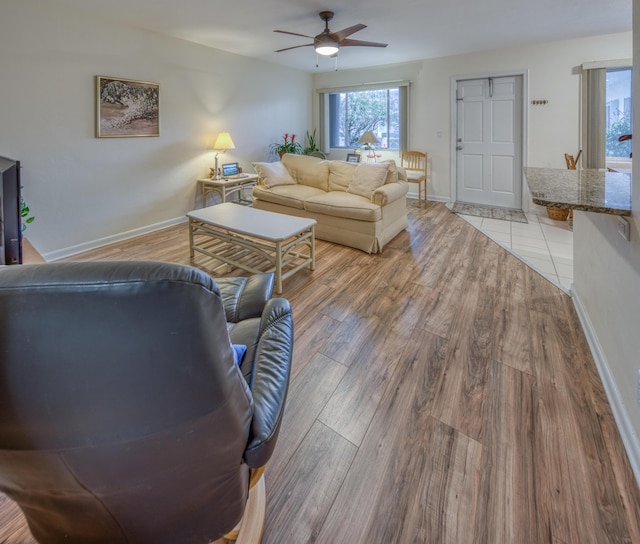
left=347, top=162, right=390, bottom=199
left=252, top=161, right=296, bottom=188
left=281, top=153, right=329, bottom=191
left=328, top=161, right=358, bottom=192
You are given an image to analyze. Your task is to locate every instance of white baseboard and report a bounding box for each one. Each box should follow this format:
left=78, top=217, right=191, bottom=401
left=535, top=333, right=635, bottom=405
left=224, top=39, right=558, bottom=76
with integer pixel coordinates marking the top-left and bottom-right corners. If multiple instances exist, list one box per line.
left=43, top=195, right=449, bottom=260
left=406, top=193, right=449, bottom=203
left=43, top=216, right=188, bottom=262
left=572, top=287, right=640, bottom=485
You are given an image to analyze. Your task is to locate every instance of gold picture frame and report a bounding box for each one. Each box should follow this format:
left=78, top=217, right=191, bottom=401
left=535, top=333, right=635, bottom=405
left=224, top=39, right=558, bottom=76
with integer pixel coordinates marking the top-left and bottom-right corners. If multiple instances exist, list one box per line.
left=96, top=76, right=159, bottom=138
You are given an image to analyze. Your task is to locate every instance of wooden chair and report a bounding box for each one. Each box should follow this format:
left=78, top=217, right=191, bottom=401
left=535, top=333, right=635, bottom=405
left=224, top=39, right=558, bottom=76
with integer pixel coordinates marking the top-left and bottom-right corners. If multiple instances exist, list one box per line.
left=401, top=151, right=428, bottom=205
left=564, top=153, right=577, bottom=170
left=564, top=152, right=581, bottom=221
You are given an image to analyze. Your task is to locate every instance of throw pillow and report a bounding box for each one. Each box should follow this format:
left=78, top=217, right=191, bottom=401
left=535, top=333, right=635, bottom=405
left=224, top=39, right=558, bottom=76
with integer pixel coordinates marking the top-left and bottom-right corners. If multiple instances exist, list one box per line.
left=347, top=162, right=390, bottom=198
left=252, top=161, right=296, bottom=188
left=379, top=160, right=399, bottom=184
left=329, top=160, right=358, bottom=191
left=281, top=154, right=330, bottom=191
left=232, top=344, right=247, bottom=366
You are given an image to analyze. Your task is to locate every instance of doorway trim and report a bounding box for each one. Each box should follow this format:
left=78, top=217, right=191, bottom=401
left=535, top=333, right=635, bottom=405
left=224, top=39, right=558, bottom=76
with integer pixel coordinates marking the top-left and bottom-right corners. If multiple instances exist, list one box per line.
left=450, top=69, right=530, bottom=210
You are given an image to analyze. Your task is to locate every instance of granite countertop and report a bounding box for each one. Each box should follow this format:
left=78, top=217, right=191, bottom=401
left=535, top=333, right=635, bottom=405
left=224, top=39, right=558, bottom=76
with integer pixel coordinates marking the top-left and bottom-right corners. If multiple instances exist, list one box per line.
left=523, top=167, right=631, bottom=216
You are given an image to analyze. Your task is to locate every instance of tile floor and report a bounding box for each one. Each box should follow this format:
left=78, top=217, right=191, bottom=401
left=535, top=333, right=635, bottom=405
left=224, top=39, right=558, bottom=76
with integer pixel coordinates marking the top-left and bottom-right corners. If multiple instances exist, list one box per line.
left=458, top=211, right=573, bottom=295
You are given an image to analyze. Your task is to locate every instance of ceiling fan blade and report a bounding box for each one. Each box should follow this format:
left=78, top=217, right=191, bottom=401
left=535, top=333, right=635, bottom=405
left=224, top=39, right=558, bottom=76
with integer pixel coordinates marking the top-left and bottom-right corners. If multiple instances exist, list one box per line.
left=331, top=24, right=367, bottom=42
left=340, top=38, right=388, bottom=48
left=274, top=30, right=315, bottom=39
left=275, top=43, right=314, bottom=53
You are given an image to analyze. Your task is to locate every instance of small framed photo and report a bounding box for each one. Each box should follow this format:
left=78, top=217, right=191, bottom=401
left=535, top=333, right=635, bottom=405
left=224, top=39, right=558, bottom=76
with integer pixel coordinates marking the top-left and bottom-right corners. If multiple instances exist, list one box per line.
left=96, top=76, right=159, bottom=138
left=346, top=153, right=361, bottom=163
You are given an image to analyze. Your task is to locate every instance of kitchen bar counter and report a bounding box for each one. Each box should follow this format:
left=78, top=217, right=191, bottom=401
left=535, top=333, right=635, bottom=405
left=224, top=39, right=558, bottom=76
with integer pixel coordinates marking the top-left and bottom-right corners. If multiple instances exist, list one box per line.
left=523, top=167, right=631, bottom=216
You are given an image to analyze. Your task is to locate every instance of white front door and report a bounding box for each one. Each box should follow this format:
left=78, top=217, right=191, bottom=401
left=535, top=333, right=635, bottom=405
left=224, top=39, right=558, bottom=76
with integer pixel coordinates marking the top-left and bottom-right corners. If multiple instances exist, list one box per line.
left=455, top=76, right=523, bottom=208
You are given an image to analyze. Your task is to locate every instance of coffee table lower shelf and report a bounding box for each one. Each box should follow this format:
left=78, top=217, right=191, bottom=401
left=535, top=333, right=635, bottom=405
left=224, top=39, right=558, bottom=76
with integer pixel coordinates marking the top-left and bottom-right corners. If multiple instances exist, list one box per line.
left=188, top=213, right=315, bottom=294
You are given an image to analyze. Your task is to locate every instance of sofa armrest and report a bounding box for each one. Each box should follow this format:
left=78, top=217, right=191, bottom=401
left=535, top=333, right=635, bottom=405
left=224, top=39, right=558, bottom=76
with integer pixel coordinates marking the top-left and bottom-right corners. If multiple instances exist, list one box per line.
left=244, top=297, right=293, bottom=468
left=371, top=179, right=409, bottom=206
left=215, top=273, right=275, bottom=323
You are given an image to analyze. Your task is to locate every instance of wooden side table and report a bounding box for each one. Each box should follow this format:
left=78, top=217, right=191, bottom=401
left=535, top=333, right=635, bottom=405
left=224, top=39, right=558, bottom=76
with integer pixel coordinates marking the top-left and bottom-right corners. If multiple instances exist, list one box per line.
left=198, top=174, right=259, bottom=207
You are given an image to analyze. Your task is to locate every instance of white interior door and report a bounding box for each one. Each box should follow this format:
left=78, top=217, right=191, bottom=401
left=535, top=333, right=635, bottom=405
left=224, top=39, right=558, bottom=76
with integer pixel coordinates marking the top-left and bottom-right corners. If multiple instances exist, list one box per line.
left=455, top=76, right=523, bottom=208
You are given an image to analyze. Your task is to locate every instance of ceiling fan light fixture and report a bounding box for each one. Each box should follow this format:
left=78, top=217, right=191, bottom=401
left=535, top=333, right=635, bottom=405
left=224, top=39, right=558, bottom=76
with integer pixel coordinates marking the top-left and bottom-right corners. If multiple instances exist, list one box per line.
left=315, top=35, right=339, bottom=56
left=315, top=45, right=339, bottom=56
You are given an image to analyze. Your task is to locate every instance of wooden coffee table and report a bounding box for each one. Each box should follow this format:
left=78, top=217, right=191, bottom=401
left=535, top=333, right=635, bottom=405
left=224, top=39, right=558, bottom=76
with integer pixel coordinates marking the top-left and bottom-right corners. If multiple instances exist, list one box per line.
left=187, top=203, right=316, bottom=294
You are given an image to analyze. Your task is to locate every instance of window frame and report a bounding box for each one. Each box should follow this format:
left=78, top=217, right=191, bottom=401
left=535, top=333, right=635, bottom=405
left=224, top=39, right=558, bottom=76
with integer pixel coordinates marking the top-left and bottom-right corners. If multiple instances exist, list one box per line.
left=317, top=81, right=410, bottom=155
left=327, top=88, right=401, bottom=150
left=605, top=67, right=632, bottom=162
left=581, top=59, right=632, bottom=169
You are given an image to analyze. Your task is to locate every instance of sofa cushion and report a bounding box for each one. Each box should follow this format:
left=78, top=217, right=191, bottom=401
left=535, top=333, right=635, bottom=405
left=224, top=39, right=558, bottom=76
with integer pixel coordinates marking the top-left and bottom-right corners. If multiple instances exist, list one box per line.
left=304, top=191, right=382, bottom=222
left=252, top=161, right=296, bottom=188
left=328, top=161, right=358, bottom=191
left=252, top=183, right=324, bottom=210
left=281, top=153, right=329, bottom=191
left=347, top=162, right=390, bottom=198
left=380, top=160, right=399, bottom=184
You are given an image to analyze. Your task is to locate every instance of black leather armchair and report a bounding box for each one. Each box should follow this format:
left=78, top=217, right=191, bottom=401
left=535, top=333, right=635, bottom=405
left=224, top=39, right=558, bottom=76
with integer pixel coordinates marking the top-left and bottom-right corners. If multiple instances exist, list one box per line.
left=0, top=261, right=293, bottom=543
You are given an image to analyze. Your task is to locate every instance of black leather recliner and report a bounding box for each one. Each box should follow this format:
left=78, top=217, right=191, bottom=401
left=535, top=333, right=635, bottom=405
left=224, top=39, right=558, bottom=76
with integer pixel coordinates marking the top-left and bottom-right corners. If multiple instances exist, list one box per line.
left=0, top=261, right=293, bottom=543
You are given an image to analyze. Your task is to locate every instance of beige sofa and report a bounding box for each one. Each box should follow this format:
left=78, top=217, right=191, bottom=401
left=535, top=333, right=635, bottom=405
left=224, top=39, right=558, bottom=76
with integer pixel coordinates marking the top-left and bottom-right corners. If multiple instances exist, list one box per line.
left=251, top=154, right=409, bottom=253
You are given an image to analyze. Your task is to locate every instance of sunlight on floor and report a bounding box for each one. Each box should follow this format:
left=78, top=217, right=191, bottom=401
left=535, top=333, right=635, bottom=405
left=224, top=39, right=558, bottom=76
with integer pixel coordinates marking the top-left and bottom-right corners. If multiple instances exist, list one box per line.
left=457, top=212, right=573, bottom=295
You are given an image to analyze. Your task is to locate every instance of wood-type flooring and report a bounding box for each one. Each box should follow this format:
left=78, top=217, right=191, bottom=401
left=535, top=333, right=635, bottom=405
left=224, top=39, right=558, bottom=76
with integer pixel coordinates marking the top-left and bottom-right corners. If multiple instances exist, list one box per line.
left=1, top=201, right=639, bottom=543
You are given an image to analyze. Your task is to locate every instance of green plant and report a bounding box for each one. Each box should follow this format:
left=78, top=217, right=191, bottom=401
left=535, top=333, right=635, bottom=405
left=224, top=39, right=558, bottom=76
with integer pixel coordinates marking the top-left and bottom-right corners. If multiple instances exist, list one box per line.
left=303, top=129, right=319, bottom=155
left=20, top=195, right=34, bottom=232
left=269, top=133, right=303, bottom=157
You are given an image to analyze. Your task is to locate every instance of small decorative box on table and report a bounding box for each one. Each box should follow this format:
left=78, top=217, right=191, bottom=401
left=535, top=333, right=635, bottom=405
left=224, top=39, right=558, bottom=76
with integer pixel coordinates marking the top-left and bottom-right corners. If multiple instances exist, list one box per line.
left=187, top=203, right=316, bottom=294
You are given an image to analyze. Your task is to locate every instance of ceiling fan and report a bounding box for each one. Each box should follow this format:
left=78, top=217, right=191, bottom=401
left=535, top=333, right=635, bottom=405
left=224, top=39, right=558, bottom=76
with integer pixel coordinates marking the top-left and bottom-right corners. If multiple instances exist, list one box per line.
left=274, top=11, right=388, bottom=57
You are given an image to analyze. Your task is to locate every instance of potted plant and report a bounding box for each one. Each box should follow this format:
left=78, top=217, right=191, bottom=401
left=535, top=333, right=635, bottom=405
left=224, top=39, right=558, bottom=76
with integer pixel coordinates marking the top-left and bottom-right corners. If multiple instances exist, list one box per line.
left=21, top=195, right=34, bottom=231
left=270, top=133, right=303, bottom=158
left=303, top=129, right=319, bottom=155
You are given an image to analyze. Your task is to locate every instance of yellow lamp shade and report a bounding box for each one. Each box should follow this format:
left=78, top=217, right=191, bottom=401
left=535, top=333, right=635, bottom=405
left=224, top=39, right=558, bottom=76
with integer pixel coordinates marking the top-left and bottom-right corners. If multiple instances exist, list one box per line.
left=214, top=132, right=235, bottom=151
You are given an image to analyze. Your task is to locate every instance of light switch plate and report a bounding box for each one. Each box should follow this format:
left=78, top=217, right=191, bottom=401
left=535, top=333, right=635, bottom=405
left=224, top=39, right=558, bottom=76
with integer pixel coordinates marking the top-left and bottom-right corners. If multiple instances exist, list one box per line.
left=618, top=217, right=630, bottom=241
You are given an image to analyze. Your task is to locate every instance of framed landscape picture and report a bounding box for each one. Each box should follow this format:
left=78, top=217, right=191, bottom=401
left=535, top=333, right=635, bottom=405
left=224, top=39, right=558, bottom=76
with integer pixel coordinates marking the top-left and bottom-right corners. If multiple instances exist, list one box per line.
left=96, top=76, right=159, bottom=138
left=346, top=153, right=361, bottom=163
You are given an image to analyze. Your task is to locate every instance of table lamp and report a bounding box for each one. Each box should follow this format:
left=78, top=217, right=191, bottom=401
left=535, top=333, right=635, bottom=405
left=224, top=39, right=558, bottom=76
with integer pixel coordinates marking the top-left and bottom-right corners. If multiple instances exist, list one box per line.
left=358, top=131, right=380, bottom=161
left=212, top=132, right=235, bottom=179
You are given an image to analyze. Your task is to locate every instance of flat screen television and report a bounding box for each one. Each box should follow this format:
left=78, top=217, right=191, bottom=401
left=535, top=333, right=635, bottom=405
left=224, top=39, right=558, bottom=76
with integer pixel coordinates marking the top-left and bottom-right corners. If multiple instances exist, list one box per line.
left=0, top=156, right=23, bottom=265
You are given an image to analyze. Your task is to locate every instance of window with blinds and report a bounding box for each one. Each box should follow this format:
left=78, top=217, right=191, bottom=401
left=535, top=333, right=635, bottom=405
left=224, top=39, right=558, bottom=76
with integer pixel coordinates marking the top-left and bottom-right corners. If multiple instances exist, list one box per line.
left=317, top=82, right=409, bottom=152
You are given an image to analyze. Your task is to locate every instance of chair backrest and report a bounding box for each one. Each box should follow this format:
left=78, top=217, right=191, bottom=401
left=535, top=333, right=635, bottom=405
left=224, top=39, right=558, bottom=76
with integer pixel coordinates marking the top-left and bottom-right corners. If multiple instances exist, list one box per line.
left=0, top=261, right=254, bottom=543
left=401, top=151, right=427, bottom=175
left=564, top=153, right=577, bottom=170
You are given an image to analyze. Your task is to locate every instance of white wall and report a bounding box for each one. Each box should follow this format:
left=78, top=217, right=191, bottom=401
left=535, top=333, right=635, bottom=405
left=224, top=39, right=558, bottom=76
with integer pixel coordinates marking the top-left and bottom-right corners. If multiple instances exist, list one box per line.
left=572, top=0, right=640, bottom=479
left=0, top=0, right=312, bottom=259
left=313, top=32, right=632, bottom=202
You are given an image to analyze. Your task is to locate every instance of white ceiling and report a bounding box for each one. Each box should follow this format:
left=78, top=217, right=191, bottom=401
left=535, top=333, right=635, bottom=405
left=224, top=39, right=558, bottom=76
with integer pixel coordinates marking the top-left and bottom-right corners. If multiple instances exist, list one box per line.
left=50, top=0, right=632, bottom=72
